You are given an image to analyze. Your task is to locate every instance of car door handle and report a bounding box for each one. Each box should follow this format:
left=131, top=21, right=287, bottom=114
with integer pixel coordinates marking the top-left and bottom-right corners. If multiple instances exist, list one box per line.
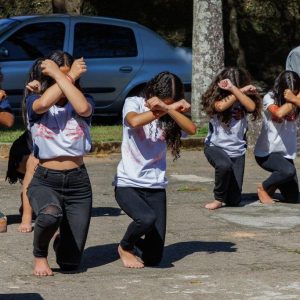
left=119, top=66, right=133, bottom=73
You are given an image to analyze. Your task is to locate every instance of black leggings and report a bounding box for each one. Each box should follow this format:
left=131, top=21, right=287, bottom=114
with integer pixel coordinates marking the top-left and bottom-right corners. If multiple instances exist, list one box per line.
left=255, top=153, right=299, bottom=203
left=204, top=145, right=245, bottom=206
left=115, top=187, right=166, bottom=266
left=28, top=165, right=92, bottom=270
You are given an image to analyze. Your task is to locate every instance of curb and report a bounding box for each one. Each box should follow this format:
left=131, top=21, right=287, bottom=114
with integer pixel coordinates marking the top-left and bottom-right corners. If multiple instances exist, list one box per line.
left=0, top=138, right=205, bottom=158
left=90, top=137, right=205, bottom=156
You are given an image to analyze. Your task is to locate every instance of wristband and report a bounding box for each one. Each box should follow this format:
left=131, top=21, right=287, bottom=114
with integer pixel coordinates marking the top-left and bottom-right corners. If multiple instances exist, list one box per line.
left=66, top=74, right=75, bottom=84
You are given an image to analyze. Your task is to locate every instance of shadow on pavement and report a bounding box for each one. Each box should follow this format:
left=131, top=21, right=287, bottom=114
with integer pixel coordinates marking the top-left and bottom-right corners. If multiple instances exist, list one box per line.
left=91, top=207, right=122, bottom=217
left=0, top=294, right=44, bottom=300
left=82, top=243, right=119, bottom=269
left=239, top=193, right=259, bottom=206
left=7, top=214, right=22, bottom=225
left=159, top=241, right=237, bottom=268
left=6, top=207, right=122, bottom=225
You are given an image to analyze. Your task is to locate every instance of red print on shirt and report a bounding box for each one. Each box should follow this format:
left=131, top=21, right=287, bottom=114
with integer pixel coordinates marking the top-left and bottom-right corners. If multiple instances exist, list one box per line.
left=65, top=122, right=85, bottom=141
left=35, top=123, right=56, bottom=140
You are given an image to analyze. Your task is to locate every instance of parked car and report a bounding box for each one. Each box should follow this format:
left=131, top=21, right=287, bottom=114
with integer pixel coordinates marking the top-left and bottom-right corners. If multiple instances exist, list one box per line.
left=0, top=14, right=192, bottom=116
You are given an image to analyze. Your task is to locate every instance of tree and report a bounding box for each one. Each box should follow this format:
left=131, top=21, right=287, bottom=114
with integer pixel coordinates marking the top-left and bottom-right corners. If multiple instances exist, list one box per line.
left=52, top=0, right=84, bottom=14
left=191, top=0, right=224, bottom=125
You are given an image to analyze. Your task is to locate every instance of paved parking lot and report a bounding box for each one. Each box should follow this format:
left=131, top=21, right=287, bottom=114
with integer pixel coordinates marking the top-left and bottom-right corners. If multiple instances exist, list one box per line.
left=1, top=150, right=300, bottom=300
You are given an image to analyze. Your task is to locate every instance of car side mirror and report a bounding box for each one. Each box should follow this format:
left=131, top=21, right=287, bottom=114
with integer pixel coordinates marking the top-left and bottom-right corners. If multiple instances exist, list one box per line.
left=0, top=47, right=9, bottom=58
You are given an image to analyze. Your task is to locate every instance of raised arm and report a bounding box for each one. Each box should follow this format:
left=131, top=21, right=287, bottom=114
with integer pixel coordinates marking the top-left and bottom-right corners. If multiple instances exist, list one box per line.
left=214, top=79, right=256, bottom=112
left=146, top=98, right=197, bottom=135
left=283, top=89, right=300, bottom=108
left=265, top=89, right=296, bottom=120
left=125, top=97, right=167, bottom=128
left=55, top=58, right=92, bottom=117
left=32, top=58, right=91, bottom=117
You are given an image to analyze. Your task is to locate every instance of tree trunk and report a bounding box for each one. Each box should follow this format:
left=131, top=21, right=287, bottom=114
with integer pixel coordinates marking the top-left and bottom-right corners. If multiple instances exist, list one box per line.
left=52, top=0, right=67, bottom=13
left=52, top=0, right=83, bottom=14
left=191, top=0, right=224, bottom=126
left=227, top=0, right=246, bottom=68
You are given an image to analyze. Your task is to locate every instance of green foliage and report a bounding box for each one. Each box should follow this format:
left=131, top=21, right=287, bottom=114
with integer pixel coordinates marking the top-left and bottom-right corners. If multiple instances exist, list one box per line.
left=224, top=0, right=300, bottom=87
left=0, top=0, right=51, bottom=17
left=82, top=0, right=193, bottom=47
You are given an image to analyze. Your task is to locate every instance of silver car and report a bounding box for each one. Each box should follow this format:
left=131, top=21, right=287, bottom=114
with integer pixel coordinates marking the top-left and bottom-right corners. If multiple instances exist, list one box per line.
left=0, top=15, right=191, bottom=116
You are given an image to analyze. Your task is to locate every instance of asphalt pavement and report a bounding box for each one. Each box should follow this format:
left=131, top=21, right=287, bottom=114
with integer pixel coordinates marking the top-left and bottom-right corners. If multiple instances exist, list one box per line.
left=1, top=150, right=300, bottom=300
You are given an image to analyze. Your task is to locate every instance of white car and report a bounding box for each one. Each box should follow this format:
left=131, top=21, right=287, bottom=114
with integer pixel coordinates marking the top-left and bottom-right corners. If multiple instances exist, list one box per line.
left=0, top=15, right=192, bottom=116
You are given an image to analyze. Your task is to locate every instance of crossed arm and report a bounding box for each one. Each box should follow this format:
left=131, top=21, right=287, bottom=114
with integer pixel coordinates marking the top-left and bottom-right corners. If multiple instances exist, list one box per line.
left=268, top=89, right=299, bottom=120
left=32, top=58, right=92, bottom=117
left=126, top=97, right=197, bottom=135
left=213, top=79, right=256, bottom=113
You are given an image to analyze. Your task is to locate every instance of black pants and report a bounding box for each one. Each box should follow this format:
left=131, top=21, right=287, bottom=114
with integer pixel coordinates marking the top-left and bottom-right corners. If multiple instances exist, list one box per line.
left=255, top=153, right=299, bottom=203
left=204, top=145, right=245, bottom=206
left=28, top=165, right=92, bottom=270
left=115, top=187, right=166, bottom=266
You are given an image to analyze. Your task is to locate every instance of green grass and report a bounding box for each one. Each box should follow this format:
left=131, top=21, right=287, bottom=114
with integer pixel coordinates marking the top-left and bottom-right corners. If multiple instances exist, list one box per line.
left=90, top=125, right=123, bottom=142
left=0, top=123, right=207, bottom=143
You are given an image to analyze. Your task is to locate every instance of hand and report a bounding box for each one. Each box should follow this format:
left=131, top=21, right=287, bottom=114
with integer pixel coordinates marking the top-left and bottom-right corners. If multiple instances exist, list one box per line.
left=284, top=89, right=296, bottom=103
left=240, top=84, right=257, bottom=95
left=145, top=96, right=168, bottom=112
left=26, top=80, right=41, bottom=93
left=68, top=57, right=87, bottom=81
left=218, top=79, right=234, bottom=91
left=168, top=99, right=191, bottom=112
left=0, top=89, right=6, bottom=101
left=41, top=59, right=60, bottom=79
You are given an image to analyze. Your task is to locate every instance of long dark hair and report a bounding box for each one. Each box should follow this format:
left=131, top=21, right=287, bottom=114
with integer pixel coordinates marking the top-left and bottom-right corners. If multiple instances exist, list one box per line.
left=272, top=70, right=300, bottom=106
left=201, top=67, right=261, bottom=125
left=22, top=50, right=79, bottom=124
left=142, top=71, right=185, bottom=160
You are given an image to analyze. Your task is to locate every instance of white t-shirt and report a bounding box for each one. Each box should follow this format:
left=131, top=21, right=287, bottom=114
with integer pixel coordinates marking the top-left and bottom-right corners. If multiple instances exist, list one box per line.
left=254, top=92, right=297, bottom=159
left=204, top=103, right=248, bottom=157
left=27, top=94, right=93, bottom=159
left=113, top=96, right=168, bottom=188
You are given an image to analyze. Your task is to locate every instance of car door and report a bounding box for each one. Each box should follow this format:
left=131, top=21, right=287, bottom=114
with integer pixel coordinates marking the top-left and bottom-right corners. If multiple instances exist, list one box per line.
left=69, top=18, right=143, bottom=116
left=0, top=18, right=69, bottom=115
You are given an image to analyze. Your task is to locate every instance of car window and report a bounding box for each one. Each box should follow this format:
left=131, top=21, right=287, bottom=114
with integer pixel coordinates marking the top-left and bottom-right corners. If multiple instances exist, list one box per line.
left=0, top=22, right=65, bottom=61
left=0, top=19, right=19, bottom=35
left=73, top=22, right=137, bottom=58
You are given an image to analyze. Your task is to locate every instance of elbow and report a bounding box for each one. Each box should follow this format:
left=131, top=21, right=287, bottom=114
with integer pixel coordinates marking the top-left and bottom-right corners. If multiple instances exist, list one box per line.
left=184, top=124, right=197, bottom=135
left=77, top=103, right=92, bottom=117
left=245, top=101, right=256, bottom=113
left=274, top=111, right=284, bottom=119
left=246, top=105, right=256, bottom=113
left=6, top=116, right=15, bottom=128
left=35, top=101, right=49, bottom=114
left=127, top=119, right=140, bottom=128
left=189, top=124, right=197, bottom=135
left=214, top=105, right=224, bottom=112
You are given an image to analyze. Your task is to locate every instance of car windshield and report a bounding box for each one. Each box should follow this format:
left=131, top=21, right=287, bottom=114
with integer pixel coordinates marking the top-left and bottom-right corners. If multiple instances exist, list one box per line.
left=0, top=19, right=19, bottom=35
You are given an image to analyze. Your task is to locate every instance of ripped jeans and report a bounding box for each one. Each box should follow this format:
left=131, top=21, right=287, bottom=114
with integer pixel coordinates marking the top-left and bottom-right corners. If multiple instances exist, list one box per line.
left=28, top=164, right=92, bottom=270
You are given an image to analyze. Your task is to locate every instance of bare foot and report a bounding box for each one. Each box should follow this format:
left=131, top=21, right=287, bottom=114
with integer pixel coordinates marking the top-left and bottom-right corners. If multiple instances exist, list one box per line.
left=0, top=216, right=7, bottom=233
left=33, top=257, right=54, bottom=276
left=205, top=200, right=223, bottom=210
left=257, top=185, right=275, bottom=204
left=18, top=213, right=32, bottom=233
left=118, top=245, right=144, bottom=269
